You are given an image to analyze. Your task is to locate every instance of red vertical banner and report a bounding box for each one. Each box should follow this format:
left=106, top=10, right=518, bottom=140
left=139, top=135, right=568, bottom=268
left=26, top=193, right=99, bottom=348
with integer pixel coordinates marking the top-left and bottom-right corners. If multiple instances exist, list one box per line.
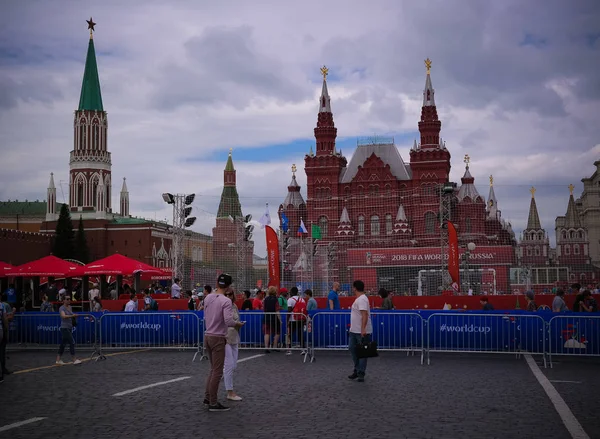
left=265, top=225, right=280, bottom=290
left=447, top=221, right=460, bottom=292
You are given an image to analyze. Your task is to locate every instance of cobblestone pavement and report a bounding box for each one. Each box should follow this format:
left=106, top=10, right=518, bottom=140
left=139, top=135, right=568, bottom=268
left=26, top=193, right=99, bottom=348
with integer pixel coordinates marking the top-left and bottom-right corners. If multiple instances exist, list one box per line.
left=0, top=349, right=596, bottom=439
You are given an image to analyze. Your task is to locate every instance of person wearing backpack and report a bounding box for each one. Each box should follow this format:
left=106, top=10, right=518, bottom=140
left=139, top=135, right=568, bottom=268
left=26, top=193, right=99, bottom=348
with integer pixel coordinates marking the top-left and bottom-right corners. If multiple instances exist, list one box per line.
left=286, top=288, right=307, bottom=356
left=262, top=286, right=281, bottom=353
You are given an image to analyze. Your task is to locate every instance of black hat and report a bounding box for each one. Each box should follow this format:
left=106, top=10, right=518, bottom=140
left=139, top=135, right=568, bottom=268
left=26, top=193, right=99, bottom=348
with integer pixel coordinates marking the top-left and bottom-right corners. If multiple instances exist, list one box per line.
left=217, top=273, right=232, bottom=288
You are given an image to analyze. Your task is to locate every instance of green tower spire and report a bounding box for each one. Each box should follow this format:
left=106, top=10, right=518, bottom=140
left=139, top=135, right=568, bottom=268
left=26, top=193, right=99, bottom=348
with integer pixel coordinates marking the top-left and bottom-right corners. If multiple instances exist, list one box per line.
left=217, top=149, right=242, bottom=218
left=78, top=18, right=104, bottom=111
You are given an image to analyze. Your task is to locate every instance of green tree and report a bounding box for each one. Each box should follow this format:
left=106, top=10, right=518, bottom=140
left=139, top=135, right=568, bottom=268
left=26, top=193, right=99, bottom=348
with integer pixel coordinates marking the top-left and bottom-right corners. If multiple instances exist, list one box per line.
left=74, top=216, right=90, bottom=263
left=52, top=204, right=75, bottom=259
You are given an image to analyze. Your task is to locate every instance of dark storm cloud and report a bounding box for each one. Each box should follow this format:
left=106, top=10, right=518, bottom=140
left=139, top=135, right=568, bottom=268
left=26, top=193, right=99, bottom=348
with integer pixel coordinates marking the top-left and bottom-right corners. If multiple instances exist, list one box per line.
left=151, top=26, right=313, bottom=111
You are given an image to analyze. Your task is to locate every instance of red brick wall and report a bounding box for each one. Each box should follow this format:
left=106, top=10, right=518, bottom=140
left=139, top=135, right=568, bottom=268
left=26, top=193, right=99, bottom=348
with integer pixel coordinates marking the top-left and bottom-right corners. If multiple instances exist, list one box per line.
left=0, top=228, right=52, bottom=265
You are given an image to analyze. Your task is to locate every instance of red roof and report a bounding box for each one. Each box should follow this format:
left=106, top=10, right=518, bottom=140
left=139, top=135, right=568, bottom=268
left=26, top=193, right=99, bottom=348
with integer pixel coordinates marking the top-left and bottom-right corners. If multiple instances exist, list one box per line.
left=0, top=261, right=15, bottom=278
left=7, top=255, right=83, bottom=277
left=81, top=253, right=166, bottom=276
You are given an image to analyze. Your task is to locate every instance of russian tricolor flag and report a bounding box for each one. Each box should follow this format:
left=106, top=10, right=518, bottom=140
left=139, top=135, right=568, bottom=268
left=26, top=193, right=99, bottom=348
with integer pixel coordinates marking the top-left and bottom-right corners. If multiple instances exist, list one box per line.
left=297, top=219, right=308, bottom=236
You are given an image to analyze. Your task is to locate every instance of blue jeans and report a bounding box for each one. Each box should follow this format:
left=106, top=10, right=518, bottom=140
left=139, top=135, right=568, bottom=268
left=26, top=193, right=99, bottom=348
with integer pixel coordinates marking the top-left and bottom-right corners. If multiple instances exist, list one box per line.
left=348, top=332, right=371, bottom=376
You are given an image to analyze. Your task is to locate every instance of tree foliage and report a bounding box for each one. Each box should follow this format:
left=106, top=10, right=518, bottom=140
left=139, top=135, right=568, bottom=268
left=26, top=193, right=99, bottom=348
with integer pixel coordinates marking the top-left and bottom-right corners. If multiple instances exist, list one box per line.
left=52, top=204, right=75, bottom=259
left=75, top=216, right=90, bottom=263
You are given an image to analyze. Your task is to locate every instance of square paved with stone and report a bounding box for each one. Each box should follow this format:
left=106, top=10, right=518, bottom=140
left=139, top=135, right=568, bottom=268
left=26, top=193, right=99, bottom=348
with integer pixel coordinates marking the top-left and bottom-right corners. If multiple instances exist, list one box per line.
left=1, top=348, right=597, bottom=438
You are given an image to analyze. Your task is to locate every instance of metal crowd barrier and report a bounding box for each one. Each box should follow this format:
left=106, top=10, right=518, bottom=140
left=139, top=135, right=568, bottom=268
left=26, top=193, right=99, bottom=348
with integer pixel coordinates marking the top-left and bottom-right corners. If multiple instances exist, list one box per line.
left=97, top=312, right=203, bottom=361
left=547, top=315, right=600, bottom=368
left=310, top=312, right=425, bottom=364
left=426, top=313, right=547, bottom=367
left=236, top=312, right=312, bottom=363
left=7, top=312, right=98, bottom=352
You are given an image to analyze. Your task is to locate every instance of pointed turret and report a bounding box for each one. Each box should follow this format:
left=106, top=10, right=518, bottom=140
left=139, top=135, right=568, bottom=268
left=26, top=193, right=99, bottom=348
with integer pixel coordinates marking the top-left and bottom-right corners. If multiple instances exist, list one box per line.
left=283, top=166, right=305, bottom=208
left=336, top=206, right=355, bottom=237
left=314, top=65, right=337, bottom=156
left=565, top=185, right=581, bottom=228
left=279, top=164, right=307, bottom=236
left=487, top=174, right=499, bottom=220
left=217, top=149, right=242, bottom=218
left=120, top=177, right=129, bottom=217
left=418, top=58, right=441, bottom=149
left=526, top=187, right=542, bottom=230
left=46, top=172, right=58, bottom=221
left=457, top=155, right=481, bottom=202
left=79, top=18, right=104, bottom=111
left=394, top=204, right=412, bottom=235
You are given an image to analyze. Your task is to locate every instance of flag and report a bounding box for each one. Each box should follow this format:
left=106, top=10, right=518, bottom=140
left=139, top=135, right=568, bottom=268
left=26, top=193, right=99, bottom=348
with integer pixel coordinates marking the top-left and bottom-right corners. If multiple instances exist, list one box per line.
left=259, top=203, right=271, bottom=228
left=298, top=219, right=308, bottom=236
left=265, top=226, right=280, bottom=290
left=280, top=212, right=289, bottom=233
left=311, top=224, right=322, bottom=239
left=447, top=221, right=460, bottom=292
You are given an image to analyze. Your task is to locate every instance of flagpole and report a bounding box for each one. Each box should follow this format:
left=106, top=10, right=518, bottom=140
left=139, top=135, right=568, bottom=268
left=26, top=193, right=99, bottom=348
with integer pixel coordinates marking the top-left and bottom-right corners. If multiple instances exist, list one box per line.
left=300, top=217, right=303, bottom=289
left=311, top=221, right=314, bottom=293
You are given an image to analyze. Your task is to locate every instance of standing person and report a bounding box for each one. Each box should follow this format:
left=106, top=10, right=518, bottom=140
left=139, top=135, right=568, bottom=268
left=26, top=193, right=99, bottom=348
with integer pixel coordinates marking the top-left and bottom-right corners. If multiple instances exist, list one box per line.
left=88, top=283, right=100, bottom=311
left=241, top=290, right=253, bottom=310
left=552, top=288, right=568, bottom=312
left=525, top=291, right=537, bottom=312
left=328, top=282, right=341, bottom=310
left=263, top=286, right=281, bottom=353
left=203, top=274, right=244, bottom=412
left=223, top=288, right=243, bottom=401
left=252, top=290, right=265, bottom=310
left=348, top=280, right=372, bottom=383
left=377, top=288, right=394, bottom=310
left=40, top=294, right=53, bottom=312
left=55, top=295, right=82, bottom=365
left=171, top=278, right=182, bottom=299
left=0, top=300, right=8, bottom=381
left=480, top=297, right=494, bottom=311
left=124, top=293, right=137, bottom=312
left=305, top=290, right=318, bottom=311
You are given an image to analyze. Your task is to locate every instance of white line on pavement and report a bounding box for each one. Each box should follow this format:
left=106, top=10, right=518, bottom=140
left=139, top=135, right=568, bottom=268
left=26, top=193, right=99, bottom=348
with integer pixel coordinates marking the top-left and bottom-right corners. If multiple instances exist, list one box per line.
left=550, top=380, right=582, bottom=384
left=113, top=376, right=192, bottom=397
left=0, top=417, right=47, bottom=432
left=237, top=354, right=265, bottom=364
left=524, top=354, right=589, bottom=439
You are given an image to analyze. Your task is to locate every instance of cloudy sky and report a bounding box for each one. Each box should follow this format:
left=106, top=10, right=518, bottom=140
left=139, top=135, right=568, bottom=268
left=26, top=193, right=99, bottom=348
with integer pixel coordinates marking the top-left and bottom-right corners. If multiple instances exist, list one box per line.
left=1, top=0, right=599, bottom=256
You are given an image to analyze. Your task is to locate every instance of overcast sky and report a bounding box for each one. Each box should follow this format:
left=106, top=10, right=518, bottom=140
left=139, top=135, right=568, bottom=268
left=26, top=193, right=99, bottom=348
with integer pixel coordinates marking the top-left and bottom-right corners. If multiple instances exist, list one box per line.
left=0, top=0, right=599, bottom=256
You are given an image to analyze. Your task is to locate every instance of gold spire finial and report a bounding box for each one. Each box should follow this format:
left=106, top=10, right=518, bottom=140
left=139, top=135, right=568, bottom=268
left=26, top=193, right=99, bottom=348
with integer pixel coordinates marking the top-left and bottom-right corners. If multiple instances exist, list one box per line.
left=463, top=154, right=470, bottom=167
left=86, top=17, right=96, bottom=38
left=291, top=164, right=297, bottom=176
left=320, top=65, right=329, bottom=81
left=568, top=183, right=575, bottom=195
left=489, top=175, right=493, bottom=186
left=530, top=186, right=536, bottom=198
left=229, top=147, right=232, bottom=155
left=425, top=58, right=432, bottom=74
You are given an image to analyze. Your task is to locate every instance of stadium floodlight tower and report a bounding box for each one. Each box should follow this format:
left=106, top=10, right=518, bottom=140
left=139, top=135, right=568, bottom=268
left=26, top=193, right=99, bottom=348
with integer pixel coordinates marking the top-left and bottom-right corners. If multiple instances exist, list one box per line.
left=162, top=193, right=196, bottom=285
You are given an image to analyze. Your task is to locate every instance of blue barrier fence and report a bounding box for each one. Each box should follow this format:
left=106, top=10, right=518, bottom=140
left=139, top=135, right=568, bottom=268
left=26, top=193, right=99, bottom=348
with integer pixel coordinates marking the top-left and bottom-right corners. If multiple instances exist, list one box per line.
left=6, top=310, right=599, bottom=367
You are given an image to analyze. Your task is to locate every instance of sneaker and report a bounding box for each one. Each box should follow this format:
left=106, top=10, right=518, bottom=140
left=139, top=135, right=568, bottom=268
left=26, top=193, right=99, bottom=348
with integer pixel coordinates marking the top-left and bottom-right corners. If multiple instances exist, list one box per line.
left=285, top=351, right=292, bottom=356
left=348, top=372, right=358, bottom=380
left=55, top=360, right=65, bottom=365
left=203, top=398, right=210, bottom=406
left=227, top=394, right=243, bottom=401
left=208, top=403, right=230, bottom=412
left=73, top=359, right=82, bottom=365
left=357, top=375, right=365, bottom=383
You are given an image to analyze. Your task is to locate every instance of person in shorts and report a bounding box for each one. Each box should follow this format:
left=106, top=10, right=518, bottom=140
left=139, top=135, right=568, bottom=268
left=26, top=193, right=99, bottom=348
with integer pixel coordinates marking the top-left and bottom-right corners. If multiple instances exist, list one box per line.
left=263, top=286, right=281, bottom=353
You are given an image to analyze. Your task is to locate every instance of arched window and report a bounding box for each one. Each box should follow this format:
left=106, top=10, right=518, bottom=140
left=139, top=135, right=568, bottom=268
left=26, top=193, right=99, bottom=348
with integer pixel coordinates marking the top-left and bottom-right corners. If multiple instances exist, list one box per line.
left=564, top=245, right=571, bottom=256
left=574, top=245, right=580, bottom=255
left=562, top=231, right=567, bottom=240
left=358, top=185, right=364, bottom=197
left=578, top=231, right=583, bottom=239
left=570, top=231, right=575, bottom=239
left=91, top=177, right=99, bottom=209
left=385, top=214, right=393, bottom=235
left=424, top=212, right=437, bottom=234
left=319, top=216, right=328, bottom=238
left=371, top=215, right=380, bottom=236
left=93, top=123, right=99, bottom=150
left=535, top=246, right=540, bottom=256
left=192, top=247, right=203, bottom=262
left=385, top=184, right=391, bottom=196
left=358, top=215, right=365, bottom=236
left=527, top=247, right=532, bottom=256
left=465, top=218, right=472, bottom=234
left=77, top=182, right=84, bottom=206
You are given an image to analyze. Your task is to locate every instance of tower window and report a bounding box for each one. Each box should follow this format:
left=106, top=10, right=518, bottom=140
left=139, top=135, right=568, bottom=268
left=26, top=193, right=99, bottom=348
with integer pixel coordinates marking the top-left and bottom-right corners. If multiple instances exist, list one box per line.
left=318, top=216, right=328, bottom=238
left=424, top=212, right=437, bottom=234
left=77, top=182, right=84, bottom=206
left=465, top=218, right=472, bottom=234
left=370, top=215, right=380, bottom=236
left=358, top=215, right=365, bottom=236
left=385, top=214, right=393, bottom=235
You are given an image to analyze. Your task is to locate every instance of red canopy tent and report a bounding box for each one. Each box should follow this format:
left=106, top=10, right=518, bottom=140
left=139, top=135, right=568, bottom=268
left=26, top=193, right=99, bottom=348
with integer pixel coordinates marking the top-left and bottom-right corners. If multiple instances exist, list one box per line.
left=0, top=261, right=15, bottom=278
left=80, top=253, right=166, bottom=276
left=6, top=255, right=84, bottom=278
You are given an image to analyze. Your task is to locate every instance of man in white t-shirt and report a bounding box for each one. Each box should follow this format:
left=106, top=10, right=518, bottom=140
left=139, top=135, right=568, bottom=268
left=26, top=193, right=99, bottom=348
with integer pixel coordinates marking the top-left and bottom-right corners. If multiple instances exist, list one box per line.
left=124, top=293, right=137, bottom=312
left=88, top=283, right=100, bottom=310
left=348, top=280, right=372, bottom=383
left=171, top=279, right=182, bottom=299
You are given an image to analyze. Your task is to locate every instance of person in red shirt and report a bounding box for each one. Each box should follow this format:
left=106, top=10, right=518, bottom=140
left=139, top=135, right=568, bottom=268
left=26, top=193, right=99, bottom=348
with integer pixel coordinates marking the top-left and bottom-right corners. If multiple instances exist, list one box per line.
left=252, top=290, right=265, bottom=310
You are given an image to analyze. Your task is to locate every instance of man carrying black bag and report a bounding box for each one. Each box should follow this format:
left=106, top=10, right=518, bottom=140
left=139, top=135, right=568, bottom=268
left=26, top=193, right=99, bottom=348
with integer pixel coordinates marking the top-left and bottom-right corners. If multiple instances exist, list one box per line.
left=348, top=280, right=374, bottom=383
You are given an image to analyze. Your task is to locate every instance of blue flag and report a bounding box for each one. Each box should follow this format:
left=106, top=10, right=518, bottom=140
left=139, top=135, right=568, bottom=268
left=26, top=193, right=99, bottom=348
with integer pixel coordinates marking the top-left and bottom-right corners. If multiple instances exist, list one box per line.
left=280, top=212, right=289, bottom=233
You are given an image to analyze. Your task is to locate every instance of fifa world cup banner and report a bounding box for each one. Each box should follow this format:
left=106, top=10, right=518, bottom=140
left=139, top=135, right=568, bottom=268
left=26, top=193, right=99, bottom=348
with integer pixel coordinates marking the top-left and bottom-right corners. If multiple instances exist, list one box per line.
left=265, top=225, right=280, bottom=290
left=447, top=221, right=460, bottom=292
